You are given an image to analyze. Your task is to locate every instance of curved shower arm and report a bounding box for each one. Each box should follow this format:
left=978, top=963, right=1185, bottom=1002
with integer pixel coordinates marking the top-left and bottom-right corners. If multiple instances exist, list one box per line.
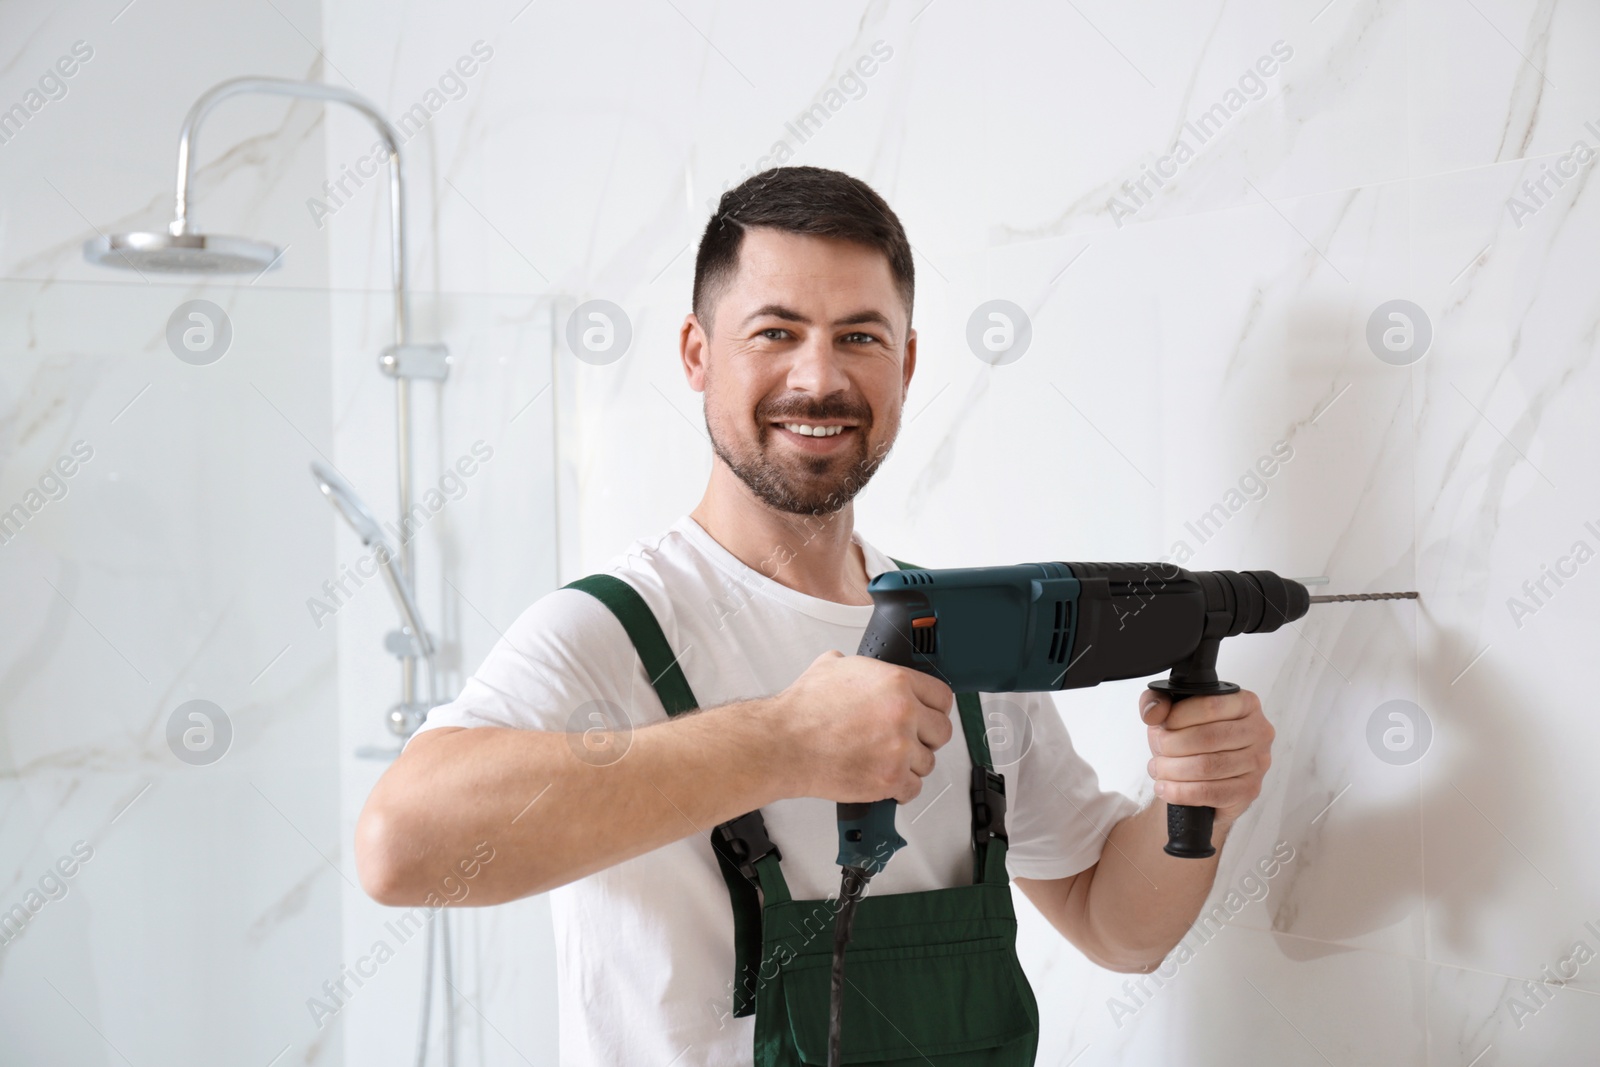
left=179, top=77, right=432, bottom=711
left=169, top=76, right=411, bottom=346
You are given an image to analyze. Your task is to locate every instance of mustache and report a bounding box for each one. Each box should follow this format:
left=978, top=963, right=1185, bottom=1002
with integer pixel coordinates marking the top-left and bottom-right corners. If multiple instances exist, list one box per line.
left=757, top=393, right=872, bottom=424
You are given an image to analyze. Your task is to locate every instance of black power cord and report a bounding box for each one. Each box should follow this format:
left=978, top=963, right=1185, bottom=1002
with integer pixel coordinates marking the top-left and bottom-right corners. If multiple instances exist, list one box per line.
left=828, top=865, right=873, bottom=1067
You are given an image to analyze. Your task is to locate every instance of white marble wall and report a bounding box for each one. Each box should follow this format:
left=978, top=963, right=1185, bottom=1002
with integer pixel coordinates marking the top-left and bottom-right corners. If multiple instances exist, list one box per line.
left=0, top=0, right=353, bottom=1063
left=4, top=0, right=1598, bottom=1064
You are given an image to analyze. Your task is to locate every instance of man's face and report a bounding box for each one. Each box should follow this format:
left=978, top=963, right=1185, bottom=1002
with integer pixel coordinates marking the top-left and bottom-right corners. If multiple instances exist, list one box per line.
left=681, top=227, right=916, bottom=516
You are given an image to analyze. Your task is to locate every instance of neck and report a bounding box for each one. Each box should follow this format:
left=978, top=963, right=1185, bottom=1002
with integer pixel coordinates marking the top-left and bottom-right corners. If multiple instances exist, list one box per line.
left=690, top=462, right=872, bottom=606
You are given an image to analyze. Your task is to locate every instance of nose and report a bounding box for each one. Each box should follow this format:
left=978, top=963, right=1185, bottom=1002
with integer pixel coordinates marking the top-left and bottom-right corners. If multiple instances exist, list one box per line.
left=784, top=332, right=853, bottom=397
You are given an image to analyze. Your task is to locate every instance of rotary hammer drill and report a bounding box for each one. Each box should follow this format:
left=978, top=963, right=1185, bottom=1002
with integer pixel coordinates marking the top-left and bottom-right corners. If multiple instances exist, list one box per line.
left=824, top=561, right=1415, bottom=1065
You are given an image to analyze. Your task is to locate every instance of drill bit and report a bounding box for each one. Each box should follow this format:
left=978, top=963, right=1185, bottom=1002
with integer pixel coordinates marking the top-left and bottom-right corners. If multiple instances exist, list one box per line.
left=1308, top=591, right=1418, bottom=603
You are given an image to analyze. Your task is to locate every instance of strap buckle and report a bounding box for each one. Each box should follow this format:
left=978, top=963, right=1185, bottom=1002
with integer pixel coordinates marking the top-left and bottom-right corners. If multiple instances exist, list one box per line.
left=971, top=766, right=1009, bottom=847
left=712, top=810, right=781, bottom=881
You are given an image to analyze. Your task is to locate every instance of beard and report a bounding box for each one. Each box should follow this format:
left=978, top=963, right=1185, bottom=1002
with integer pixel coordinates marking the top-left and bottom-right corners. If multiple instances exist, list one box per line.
left=705, top=384, right=892, bottom=516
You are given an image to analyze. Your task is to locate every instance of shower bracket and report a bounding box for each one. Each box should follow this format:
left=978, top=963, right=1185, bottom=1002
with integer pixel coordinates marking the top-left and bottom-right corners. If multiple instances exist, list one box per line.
left=385, top=627, right=437, bottom=661
left=380, top=341, right=451, bottom=381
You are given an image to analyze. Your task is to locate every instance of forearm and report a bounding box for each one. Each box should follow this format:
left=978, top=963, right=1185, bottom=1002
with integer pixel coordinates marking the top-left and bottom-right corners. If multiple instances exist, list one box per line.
left=1073, top=801, right=1235, bottom=971
left=355, top=697, right=794, bottom=906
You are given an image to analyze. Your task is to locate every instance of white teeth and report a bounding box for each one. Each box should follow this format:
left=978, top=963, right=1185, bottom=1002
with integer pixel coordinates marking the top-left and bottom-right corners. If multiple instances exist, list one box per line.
left=780, top=423, right=845, bottom=437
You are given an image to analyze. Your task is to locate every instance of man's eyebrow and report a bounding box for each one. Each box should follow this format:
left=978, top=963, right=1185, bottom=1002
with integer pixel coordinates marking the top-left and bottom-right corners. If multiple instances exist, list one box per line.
left=740, top=304, right=897, bottom=336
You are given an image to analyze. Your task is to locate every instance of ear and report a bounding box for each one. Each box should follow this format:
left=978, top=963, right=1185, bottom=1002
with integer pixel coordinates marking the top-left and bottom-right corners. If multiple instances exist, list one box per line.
left=681, top=313, right=708, bottom=393
left=902, top=326, right=917, bottom=399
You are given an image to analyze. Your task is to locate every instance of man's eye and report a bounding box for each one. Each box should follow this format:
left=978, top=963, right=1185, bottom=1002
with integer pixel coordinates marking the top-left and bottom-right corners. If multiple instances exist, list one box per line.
left=842, top=332, right=879, bottom=345
left=758, top=328, right=790, bottom=341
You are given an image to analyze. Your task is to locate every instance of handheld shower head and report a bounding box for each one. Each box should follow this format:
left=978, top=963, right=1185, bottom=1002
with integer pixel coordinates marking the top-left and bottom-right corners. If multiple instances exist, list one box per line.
left=309, top=461, right=434, bottom=662
left=84, top=229, right=283, bottom=275
left=311, top=460, right=388, bottom=548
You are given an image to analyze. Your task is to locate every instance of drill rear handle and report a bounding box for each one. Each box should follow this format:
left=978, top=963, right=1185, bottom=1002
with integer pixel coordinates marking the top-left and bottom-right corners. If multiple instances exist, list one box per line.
left=835, top=799, right=902, bottom=872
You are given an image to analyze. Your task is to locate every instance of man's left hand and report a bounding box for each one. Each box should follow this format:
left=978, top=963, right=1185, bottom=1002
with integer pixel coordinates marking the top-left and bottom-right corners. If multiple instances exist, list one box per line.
left=1141, top=688, right=1274, bottom=832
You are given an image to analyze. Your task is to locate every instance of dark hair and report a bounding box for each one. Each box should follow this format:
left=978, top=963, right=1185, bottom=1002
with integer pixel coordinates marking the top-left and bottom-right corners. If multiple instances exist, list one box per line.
left=692, top=166, right=914, bottom=338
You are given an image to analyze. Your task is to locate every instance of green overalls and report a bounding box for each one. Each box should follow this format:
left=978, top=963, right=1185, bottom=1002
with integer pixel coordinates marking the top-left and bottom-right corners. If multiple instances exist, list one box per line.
left=566, top=561, right=1040, bottom=1065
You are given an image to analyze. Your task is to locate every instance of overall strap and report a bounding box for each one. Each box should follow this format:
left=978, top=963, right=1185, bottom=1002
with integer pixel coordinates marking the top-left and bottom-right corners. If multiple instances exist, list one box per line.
left=565, top=574, right=697, bottom=715
left=888, top=558, right=1011, bottom=887
left=563, top=572, right=784, bottom=1017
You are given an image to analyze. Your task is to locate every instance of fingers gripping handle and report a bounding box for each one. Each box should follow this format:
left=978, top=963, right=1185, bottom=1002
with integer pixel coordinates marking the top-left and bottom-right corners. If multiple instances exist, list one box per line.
left=1147, top=679, right=1238, bottom=859
left=836, top=799, right=906, bottom=873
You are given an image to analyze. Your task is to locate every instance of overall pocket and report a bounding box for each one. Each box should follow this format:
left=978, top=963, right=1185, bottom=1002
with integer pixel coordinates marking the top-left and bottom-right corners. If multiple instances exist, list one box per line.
left=759, top=883, right=1039, bottom=1065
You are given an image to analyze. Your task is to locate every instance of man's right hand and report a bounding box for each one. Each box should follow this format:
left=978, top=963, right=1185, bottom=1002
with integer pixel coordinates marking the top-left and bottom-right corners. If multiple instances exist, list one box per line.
left=358, top=651, right=956, bottom=905
left=767, top=650, right=956, bottom=805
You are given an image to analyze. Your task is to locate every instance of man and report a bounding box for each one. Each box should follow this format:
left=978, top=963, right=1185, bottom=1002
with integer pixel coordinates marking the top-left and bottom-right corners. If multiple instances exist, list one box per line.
left=356, top=166, right=1275, bottom=1065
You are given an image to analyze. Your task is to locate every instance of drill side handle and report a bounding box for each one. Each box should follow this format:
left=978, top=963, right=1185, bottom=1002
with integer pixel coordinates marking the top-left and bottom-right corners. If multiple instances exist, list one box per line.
left=1147, top=676, right=1238, bottom=859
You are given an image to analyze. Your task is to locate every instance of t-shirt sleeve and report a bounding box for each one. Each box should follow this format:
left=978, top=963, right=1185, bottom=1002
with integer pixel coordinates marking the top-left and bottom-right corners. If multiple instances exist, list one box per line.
left=995, top=691, right=1143, bottom=881
left=404, top=585, right=650, bottom=746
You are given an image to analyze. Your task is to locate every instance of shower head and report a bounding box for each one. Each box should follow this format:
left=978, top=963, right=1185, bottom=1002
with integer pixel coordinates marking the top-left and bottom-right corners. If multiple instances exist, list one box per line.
left=309, top=460, right=435, bottom=661
left=310, top=460, right=388, bottom=548
left=83, top=229, right=283, bottom=275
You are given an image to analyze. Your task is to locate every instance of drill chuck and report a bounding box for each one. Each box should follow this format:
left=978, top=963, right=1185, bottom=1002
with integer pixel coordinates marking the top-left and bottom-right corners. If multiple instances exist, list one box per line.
left=1059, top=565, right=1309, bottom=692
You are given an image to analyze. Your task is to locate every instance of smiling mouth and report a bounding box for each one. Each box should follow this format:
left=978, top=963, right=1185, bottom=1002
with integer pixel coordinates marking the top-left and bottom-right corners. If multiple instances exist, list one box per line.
left=769, top=420, right=859, bottom=451
left=772, top=420, right=855, bottom=437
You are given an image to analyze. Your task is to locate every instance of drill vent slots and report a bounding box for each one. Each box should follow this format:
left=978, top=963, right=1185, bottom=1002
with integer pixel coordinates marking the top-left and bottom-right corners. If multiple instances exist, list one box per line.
left=1047, top=599, right=1071, bottom=664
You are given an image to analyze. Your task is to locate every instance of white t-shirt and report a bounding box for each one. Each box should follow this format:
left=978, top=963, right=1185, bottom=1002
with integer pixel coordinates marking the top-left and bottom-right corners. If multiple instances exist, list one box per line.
left=407, top=514, right=1140, bottom=1066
